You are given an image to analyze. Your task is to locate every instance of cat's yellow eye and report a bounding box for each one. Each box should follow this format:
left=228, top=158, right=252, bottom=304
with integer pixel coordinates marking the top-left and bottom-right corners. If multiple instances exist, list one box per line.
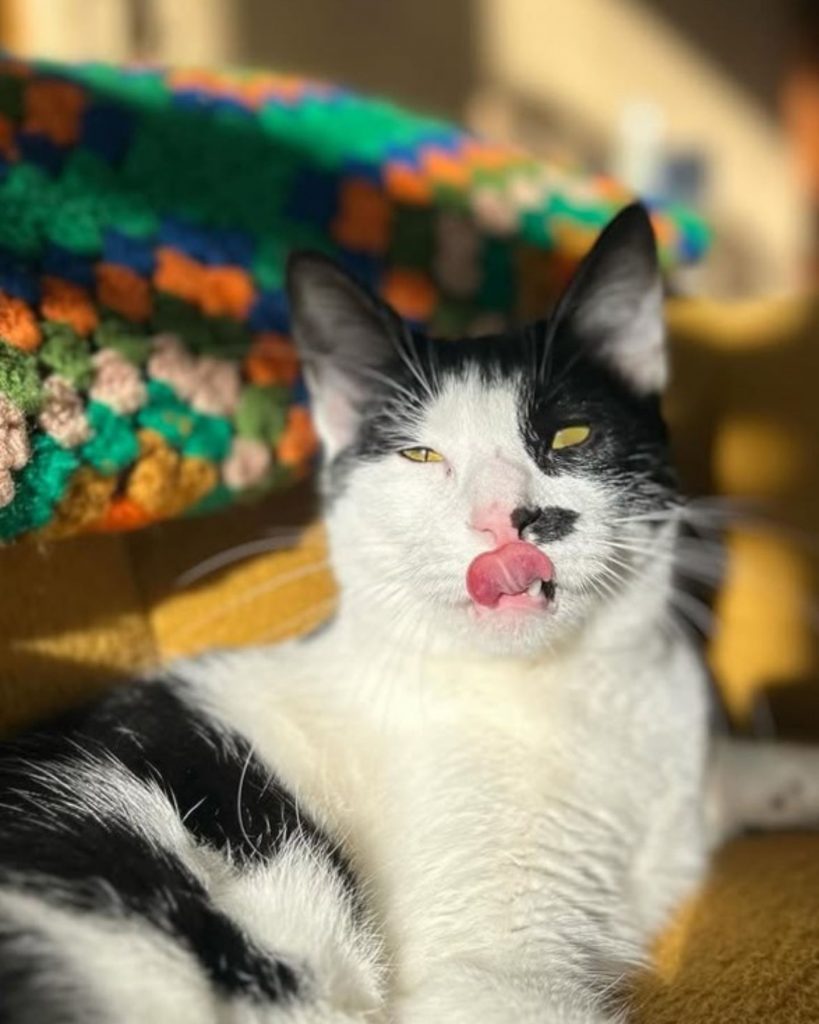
left=399, top=447, right=444, bottom=463
left=551, top=425, right=591, bottom=451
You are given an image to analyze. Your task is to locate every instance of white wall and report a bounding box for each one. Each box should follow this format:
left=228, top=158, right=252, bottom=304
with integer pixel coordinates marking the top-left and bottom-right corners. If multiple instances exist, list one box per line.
left=472, top=0, right=807, bottom=296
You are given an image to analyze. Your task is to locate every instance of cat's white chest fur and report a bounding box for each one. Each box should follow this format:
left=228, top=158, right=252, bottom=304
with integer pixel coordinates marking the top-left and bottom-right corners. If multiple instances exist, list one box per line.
left=359, top=644, right=705, bottom=983
left=196, top=620, right=709, bottom=1019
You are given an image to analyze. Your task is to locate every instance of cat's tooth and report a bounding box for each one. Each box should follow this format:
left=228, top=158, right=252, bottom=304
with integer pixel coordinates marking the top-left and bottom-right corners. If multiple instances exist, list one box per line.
left=527, top=580, right=542, bottom=599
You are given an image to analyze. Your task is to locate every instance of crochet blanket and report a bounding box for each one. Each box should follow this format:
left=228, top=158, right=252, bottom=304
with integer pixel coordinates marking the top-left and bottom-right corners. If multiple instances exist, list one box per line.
left=0, top=55, right=708, bottom=542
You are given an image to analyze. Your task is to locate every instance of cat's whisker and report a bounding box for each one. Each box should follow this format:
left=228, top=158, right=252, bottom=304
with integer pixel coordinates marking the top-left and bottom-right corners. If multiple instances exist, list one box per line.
left=603, top=546, right=723, bottom=574
left=607, top=536, right=819, bottom=636
left=256, top=597, right=339, bottom=644
left=176, top=533, right=321, bottom=588
left=168, top=560, right=332, bottom=647
left=393, top=325, right=436, bottom=404
left=336, top=357, right=428, bottom=412
left=420, top=342, right=443, bottom=408
left=620, top=500, right=819, bottom=565
left=235, top=746, right=264, bottom=860
left=667, top=589, right=716, bottom=636
left=603, top=535, right=726, bottom=563
left=611, top=509, right=685, bottom=526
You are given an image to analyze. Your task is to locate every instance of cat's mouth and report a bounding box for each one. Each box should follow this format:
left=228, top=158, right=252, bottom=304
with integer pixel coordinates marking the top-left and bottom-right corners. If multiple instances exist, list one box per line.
left=466, top=541, right=555, bottom=613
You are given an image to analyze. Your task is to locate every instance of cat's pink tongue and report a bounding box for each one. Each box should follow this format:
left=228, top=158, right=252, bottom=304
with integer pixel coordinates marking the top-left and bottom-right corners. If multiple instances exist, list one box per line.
left=466, top=541, right=554, bottom=608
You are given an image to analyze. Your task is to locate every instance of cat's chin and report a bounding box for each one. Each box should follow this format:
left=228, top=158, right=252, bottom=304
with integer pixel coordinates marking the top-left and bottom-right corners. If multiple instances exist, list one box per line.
left=470, top=589, right=554, bottom=617
left=448, top=597, right=565, bottom=657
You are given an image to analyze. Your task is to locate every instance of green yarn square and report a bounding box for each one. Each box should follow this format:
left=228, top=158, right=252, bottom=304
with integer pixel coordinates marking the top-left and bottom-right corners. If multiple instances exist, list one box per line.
left=94, top=318, right=152, bottom=366
left=0, top=346, right=42, bottom=414
left=235, top=384, right=289, bottom=444
left=39, top=324, right=94, bottom=388
left=0, top=435, right=79, bottom=539
left=81, top=402, right=139, bottom=476
left=138, top=381, right=232, bottom=461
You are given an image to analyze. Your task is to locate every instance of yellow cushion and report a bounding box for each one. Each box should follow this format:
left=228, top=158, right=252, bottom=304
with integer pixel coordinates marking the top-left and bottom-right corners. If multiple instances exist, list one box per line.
left=667, top=297, right=819, bottom=733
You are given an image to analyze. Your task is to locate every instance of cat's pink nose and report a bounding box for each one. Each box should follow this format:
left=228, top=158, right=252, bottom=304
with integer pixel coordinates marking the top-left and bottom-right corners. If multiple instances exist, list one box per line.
left=470, top=506, right=519, bottom=547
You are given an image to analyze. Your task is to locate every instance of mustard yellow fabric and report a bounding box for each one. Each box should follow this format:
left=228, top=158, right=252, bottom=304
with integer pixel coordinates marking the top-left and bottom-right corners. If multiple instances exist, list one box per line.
left=635, top=834, right=819, bottom=1023
left=0, top=533, right=157, bottom=733
left=1, top=297, right=818, bottom=1020
left=667, top=297, right=819, bottom=734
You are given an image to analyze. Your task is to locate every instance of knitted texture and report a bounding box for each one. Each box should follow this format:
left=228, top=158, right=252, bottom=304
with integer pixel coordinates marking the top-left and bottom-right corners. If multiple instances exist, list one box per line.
left=0, top=54, right=709, bottom=541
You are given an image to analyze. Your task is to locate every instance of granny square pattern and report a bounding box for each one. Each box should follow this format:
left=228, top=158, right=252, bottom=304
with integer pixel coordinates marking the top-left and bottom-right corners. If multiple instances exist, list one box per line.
left=0, top=55, right=708, bottom=542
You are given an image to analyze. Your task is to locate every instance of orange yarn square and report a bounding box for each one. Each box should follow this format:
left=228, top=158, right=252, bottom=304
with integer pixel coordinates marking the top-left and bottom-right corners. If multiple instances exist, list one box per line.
left=93, top=496, right=155, bottom=533
left=155, top=249, right=255, bottom=320
left=0, top=115, right=19, bottom=161
left=422, top=149, right=470, bottom=189
left=384, top=163, right=432, bottom=206
left=0, top=292, right=40, bottom=351
left=468, top=143, right=518, bottom=171
left=24, top=80, right=85, bottom=146
left=382, top=268, right=437, bottom=321
left=155, top=248, right=203, bottom=306
left=41, top=277, right=99, bottom=336
left=200, top=266, right=255, bottom=320
left=332, top=179, right=392, bottom=252
left=96, top=263, right=153, bottom=322
left=168, top=69, right=221, bottom=94
left=244, top=333, right=300, bottom=386
left=277, top=407, right=318, bottom=467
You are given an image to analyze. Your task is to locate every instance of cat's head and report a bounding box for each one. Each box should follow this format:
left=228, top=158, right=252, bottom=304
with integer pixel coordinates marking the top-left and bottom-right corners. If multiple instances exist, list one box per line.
left=287, top=204, right=678, bottom=657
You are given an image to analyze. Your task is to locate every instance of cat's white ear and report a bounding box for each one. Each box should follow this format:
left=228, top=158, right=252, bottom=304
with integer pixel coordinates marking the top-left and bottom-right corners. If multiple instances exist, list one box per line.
left=555, top=203, right=666, bottom=394
left=287, top=253, right=400, bottom=458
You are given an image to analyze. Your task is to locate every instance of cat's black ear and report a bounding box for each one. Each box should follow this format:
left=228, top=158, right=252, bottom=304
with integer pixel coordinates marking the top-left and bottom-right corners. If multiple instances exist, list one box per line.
left=554, top=203, right=666, bottom=394
left=287, top=253, right=401, bottom=457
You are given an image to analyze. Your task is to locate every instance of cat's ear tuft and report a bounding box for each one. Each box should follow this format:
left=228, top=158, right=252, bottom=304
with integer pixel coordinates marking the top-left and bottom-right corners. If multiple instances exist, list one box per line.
left=555, top=203, right=666, bottom=394
left=287, top=252, right=400, bottom=457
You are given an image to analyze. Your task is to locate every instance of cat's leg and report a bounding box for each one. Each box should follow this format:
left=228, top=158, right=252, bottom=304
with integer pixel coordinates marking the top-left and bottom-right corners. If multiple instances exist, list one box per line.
left=706, top=737, right=819, bottom=845
left=0, top=676, right=387, bottom=1024
left=0, top=824, right=385, bottom=1024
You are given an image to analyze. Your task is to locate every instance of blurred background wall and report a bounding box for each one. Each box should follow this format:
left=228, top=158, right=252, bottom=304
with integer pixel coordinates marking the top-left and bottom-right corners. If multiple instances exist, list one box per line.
left=0, top=0, right=814, bottom=298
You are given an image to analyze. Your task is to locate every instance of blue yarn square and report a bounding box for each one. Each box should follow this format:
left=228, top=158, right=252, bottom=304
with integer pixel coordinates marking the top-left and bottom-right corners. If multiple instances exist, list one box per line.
left=249, top=288, right=289, bottom=332
left=81, top=103, right=134, bottom=165
left=335, top=249, right=379, bottom=288
left=0, top=248, right=39, bottom=302
left=286, top=168, right=339, bottom=226
left=158, top=217, right=253, bottom=268
left=170, top=90, right=217, bottom=112
left=342, top=158, right=382, bottom=185
left=384, top=142, right=421, bottom=166
left=103, top=228, right=155, bottom=275
left=290, top=375, right=310, bottom=405
left=17, top=133, right=65, bottom=175
left=207, top=227, right=255, bottom=268
left=41, top=244, right=95, bottom=288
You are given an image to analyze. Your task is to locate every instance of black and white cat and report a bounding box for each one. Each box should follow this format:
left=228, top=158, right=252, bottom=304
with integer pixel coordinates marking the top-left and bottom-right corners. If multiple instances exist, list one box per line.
left=2, top=205, right=818, bottom=1024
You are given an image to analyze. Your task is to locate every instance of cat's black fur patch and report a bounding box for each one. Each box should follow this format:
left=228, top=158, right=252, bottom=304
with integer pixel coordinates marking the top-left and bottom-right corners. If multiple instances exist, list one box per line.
left=2, top=822, right=298, bottom=1003
left=327, top=324, right=676, bottom=521
left=0, top=679, right=361, bottom=1004
left=23, top=680, right=312, bottom=864
left=3, top=828, right=299, bottom=1003
left=518, top=329, right=675, bottom=510
left=512, top=505, right=579, bottom=544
